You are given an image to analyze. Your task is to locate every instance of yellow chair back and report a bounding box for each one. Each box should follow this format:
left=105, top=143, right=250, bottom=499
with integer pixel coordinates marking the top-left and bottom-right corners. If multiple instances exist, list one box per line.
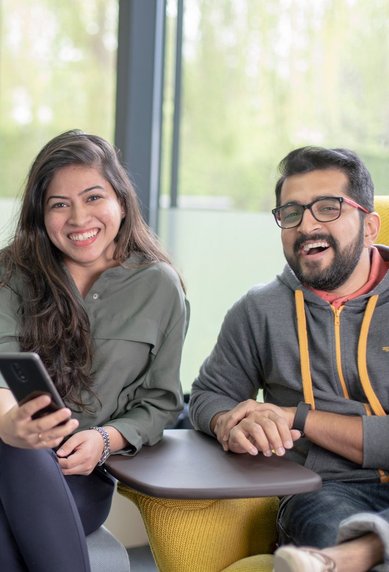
left=375, top=195, right=389, bottom=245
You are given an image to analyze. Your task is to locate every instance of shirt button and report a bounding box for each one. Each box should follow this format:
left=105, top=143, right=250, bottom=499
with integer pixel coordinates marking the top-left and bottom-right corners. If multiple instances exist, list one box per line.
left=92, top=293, right=99, bottom=300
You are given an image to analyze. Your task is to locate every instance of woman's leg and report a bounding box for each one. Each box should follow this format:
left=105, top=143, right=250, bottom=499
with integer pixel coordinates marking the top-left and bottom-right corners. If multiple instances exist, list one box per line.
left=65, top=466, right=115, bottom=535
left=0, top=499, right=27, bottom=572
left=0, top=441, right=92, bottom=572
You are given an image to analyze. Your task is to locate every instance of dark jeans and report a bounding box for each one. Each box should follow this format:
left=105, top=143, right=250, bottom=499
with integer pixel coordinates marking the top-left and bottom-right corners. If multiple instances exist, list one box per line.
left=0, top=441, right=115, bottom=572
left=277, top=480, right=389, bottom=548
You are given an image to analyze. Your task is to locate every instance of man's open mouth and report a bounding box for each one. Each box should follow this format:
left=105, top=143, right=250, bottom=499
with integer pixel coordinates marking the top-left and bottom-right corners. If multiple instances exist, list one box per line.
left=301, top=240, right=330, bottom=255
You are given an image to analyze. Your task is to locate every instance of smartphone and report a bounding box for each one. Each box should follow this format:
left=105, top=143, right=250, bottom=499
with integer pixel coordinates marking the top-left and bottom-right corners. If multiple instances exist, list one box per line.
left=0, top=352, right=66, bottom=419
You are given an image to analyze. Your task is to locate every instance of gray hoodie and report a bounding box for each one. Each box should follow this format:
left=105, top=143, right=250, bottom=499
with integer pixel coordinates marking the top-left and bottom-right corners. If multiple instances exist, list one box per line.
left=190, top=245, right=389, bottom=482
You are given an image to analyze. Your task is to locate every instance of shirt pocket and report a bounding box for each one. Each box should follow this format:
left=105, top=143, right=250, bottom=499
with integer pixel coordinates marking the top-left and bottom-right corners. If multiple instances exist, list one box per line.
left=93, top=315, right=163, bottom=355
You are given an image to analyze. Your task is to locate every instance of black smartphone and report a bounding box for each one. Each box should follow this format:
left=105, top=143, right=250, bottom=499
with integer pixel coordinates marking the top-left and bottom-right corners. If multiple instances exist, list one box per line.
left=0, top=352, right=66, bottom=419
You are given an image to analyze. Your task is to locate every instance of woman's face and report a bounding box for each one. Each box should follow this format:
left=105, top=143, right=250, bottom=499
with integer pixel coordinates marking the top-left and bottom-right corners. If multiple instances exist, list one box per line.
left=44, top=164, right=124, bottom=275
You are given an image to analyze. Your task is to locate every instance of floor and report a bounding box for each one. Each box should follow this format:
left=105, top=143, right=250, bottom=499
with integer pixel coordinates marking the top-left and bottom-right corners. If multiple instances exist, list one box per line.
left=127, top=545, right=157, bottom=572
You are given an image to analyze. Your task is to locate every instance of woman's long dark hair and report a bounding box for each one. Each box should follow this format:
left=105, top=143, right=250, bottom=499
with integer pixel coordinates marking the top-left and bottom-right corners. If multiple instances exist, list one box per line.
left=0, top=129, right=174, bottom=410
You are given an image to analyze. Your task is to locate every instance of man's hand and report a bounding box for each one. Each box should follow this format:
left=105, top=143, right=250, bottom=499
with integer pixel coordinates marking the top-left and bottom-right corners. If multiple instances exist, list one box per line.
left=212, top=400, right=301, bottom=456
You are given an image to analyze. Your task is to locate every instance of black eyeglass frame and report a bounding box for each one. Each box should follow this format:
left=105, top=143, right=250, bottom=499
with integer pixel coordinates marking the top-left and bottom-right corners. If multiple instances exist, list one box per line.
left=272, top=195, right=369, bottom=229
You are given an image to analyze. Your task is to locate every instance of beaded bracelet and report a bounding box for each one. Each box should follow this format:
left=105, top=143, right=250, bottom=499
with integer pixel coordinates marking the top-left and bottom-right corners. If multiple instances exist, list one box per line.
left=90, top=426, right=111, bottom=466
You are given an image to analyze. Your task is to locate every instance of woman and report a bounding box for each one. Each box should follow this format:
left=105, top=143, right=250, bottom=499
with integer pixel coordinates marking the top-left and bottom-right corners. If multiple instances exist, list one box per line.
left=0, top=129, right=189, bottom=571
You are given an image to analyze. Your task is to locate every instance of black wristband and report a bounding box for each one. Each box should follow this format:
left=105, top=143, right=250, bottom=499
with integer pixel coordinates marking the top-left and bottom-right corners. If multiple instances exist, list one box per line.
left=292, top=402, right=311, bottom=436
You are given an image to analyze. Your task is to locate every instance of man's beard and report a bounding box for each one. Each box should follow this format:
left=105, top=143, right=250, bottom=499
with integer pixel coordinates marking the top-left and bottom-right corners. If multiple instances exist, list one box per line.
left=285, top=225, right=365, bottom=291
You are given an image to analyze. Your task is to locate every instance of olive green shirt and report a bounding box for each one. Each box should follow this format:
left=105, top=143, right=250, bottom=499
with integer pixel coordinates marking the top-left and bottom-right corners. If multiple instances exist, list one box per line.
left=0, top=260, right=189, bottom=454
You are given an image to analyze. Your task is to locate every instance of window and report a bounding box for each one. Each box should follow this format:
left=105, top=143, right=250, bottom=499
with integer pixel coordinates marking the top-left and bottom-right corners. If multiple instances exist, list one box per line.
left=160, top=0, right=389, bottom=392
left=0, top=0, right=118, bottom=200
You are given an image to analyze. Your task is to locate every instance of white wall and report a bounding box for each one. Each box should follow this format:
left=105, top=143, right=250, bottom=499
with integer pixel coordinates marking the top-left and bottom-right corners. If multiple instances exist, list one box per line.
left=105, top=489, right=148, bottom=548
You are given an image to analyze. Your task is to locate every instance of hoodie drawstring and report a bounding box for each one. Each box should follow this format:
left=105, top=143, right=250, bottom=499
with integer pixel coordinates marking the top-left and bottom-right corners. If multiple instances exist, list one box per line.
left=295, top=289, right=316, bottom=409
left=295, top=290, right=385, bottom=415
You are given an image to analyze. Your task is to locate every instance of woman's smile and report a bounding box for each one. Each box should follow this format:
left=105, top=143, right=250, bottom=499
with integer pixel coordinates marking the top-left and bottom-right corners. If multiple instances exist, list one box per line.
left=44, top=164, right=124, bottom=275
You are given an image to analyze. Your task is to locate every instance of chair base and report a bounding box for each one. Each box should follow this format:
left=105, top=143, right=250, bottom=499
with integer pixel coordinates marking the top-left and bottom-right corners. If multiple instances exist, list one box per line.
left=86, top=525, right=130, bottom=572
left=118, top=484, right=278, bottom=572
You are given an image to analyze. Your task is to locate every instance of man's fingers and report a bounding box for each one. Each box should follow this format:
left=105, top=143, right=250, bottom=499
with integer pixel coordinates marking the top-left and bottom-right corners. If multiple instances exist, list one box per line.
left=215, top=400, right=260, bottom=437
left=229, top=413, right=294, bottom=457
left=215, top=402, right=297, bottom=455
left=228, top=428, right=259, bottom=455
left=246, top=410, right=294, bottom=450
left=291, top=428, right=303, bottom=441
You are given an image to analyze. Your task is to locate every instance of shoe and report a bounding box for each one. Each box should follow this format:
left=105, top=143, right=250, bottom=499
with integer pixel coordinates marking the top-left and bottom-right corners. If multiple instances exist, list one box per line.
left=273, top=545, right=337, bottom=571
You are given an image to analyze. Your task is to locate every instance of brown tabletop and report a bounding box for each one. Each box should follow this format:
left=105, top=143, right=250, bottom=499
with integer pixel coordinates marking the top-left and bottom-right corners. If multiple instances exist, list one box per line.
left=105, top=429, right=321, bottom=499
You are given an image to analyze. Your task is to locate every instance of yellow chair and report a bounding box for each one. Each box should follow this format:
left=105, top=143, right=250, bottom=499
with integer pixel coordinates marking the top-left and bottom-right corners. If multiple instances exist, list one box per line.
left=109, top=427, right=320, bottom=571
left=118, top=485, right=278, bottom=572
left=117, top=197, right=389, bottom=572
left=375, top=195, right=389, bottom=244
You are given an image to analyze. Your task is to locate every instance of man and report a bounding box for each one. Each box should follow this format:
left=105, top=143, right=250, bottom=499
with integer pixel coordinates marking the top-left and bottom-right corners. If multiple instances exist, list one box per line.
left=189, top=147, right=389, bottom=571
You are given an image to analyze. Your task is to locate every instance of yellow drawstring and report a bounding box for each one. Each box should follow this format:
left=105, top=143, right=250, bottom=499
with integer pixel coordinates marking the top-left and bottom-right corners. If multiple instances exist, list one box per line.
left=295, top=290, right=315, bottom=409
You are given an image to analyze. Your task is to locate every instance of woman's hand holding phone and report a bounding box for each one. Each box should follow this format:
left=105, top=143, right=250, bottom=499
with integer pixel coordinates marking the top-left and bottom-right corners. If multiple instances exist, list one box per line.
left=0, top=391, right=79, bottom=449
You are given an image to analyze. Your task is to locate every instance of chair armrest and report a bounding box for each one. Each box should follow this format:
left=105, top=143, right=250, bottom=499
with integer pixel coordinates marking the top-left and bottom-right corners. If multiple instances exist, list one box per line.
left=118, top=483, right=278, bottom=572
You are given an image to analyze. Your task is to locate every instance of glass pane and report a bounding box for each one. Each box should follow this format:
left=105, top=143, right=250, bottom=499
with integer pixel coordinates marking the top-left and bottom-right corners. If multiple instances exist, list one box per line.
left=0, top=0, right=118, bottom=200
left=162, top=0, right=389, bottom=211
left=161, top=0, right=389, bottom=393
left=159, top=207, right=284, bottom=393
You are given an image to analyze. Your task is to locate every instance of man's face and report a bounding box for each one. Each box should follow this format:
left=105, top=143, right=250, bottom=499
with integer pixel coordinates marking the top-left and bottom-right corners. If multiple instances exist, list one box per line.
left=279, top=168, right=366, bottom=292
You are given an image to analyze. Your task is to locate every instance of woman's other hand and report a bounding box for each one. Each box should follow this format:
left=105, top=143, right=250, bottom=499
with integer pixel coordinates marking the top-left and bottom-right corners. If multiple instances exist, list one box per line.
left=56, top=430, right=106, bottom=475
left=57, top=426, right=128, bottom=476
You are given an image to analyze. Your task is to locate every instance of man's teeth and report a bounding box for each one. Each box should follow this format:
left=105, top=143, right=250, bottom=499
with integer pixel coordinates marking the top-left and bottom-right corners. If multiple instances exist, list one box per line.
left=69, top=230, right=98, bottom=241
left=302, top=241, right=329, bottom=253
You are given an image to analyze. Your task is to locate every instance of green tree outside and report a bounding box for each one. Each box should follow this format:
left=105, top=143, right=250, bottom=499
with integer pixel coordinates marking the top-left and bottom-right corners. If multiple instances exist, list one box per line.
left=0, top=0, right=117, bottom=198
left=165, top=0, right=389, bottom=211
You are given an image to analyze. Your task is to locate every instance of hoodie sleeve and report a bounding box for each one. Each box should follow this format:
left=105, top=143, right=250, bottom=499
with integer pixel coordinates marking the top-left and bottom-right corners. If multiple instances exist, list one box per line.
left=189, top=292, right=263, bottom=436
left=362, top=415, right=389, bottom=470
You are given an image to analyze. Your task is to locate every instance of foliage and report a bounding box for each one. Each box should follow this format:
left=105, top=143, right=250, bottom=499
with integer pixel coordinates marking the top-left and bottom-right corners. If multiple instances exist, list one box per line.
left=0, top=0, right=117, bottom=197
left=172, top=0, right=389, bottom=210
left=2, top=0, right=389, bottom=211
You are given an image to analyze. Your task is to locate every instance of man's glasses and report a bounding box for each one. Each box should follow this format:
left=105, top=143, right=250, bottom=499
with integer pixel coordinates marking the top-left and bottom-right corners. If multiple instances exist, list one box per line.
left=272, top=196, right=369, bottom=229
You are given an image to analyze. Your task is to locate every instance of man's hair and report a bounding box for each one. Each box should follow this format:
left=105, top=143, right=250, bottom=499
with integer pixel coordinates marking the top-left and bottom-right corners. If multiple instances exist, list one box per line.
left=275, top=146, right=374, bottom=212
